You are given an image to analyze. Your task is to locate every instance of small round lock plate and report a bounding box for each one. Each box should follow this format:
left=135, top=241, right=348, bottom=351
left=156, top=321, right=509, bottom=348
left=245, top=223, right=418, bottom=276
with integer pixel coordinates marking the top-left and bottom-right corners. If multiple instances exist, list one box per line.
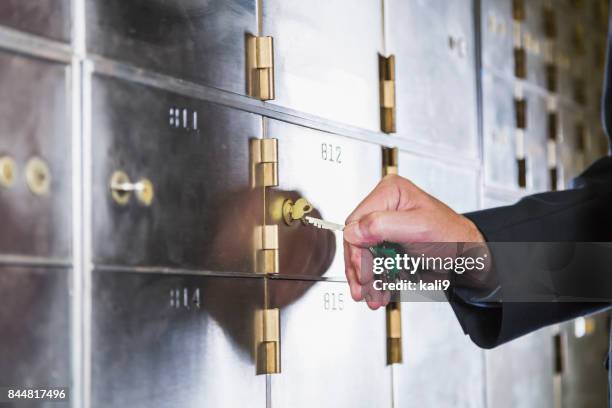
left=110, top=170, right=131, bottom=205
left=0, top=156, right=17, bottom=188
left=25, top=157, right=51, bottom=196
left=136, top=178, right=154, bottom=206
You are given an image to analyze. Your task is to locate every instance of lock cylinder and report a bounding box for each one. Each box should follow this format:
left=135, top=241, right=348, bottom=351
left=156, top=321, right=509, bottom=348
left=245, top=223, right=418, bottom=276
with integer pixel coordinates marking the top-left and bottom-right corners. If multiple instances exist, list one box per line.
left=109, top=170, right=155, bottom=206
left=0, top=156, right=16, bottom=188
left=25, top=157, right=51, bottom=196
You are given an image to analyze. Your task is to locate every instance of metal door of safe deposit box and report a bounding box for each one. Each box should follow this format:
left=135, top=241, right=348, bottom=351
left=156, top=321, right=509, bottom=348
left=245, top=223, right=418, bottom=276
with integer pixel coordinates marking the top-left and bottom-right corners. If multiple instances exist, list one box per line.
left=90, top=74, right=263, bottom=272
left=261, top=0, right=383, bottom=131
left=0, top=51, right=72, bottom=260
left=86, top=0, right=257, bottom=96
left=268, top=118, right=382, bottom=279
left=0, top=267, right=70, bottom=407
left=268, top=279, right=391, bottom=408
left=394, top=302, right=486, bottom=408
left=386, top=0, right=479, bottom=159
left=90, top=271, right=266, bottom=408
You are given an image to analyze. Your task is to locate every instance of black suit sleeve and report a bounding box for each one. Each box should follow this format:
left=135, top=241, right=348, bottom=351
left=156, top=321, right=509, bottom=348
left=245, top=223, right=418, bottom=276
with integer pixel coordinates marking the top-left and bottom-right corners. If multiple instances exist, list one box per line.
left=448, top=156, right=612, bottom=349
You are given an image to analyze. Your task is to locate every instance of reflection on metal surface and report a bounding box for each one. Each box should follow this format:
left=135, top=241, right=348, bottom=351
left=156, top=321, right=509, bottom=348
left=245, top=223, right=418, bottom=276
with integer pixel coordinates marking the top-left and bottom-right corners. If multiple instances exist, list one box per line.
left=486, top=328, right=554, bottom=408
left=0, top=267, right=70, bottom=395
left=268, top=279, right=391, bottom=408
left=0, top=51, right=70, bottom=259
left=398, top=151, right=479, bottom=213
left=91, top=271, right=266, bottom=407
left=560, top=313, right=610, bottom=408
left=387, top=0, right=479, bottom=158
left=86, top=0, right=257, bottom=95
left=0, top=155, right=16, bottom=188
left=0, top=0, right=70, bottom=42
left=91, top=74, right=263, bottom=271
left=270, top=119, right=380, bottom=279
left=247, top=35, right=275, bottom=101
left=395, top=302, right=485, bottom=407
left=262, top=0, right=382, bottom=131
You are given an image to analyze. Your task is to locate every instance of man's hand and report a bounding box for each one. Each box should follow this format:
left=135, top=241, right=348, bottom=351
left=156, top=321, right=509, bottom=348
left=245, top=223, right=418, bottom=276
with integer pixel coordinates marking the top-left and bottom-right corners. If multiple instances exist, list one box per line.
left=343, top=175, right=485, bottom=310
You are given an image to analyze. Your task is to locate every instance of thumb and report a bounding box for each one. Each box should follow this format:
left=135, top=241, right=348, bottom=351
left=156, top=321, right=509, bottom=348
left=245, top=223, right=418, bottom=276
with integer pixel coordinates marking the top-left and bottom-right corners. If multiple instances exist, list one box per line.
left=344, top=210, right=426, bottom=247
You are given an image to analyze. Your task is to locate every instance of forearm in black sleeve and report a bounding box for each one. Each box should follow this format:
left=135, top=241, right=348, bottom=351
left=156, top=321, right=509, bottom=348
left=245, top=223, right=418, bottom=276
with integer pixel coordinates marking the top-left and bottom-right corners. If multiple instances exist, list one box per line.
left=448, top=156, right=612, bottom=349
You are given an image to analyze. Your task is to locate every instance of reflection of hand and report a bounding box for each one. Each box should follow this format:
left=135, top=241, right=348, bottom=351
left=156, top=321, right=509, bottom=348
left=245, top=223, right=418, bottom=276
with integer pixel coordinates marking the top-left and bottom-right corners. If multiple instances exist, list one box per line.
left=343, top=175, right=486, bottom=310
left=209, top=188, right=336, bottom=282
left=268, top=190, right=336, bottom=283
left=205, top=188, right=336, bottom=356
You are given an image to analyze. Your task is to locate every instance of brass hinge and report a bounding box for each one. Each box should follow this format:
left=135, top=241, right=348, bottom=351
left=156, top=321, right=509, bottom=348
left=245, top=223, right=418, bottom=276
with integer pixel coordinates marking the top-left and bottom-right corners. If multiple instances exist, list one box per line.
left=382, top=147, right=398, bottom=176
left=379, top=55, right=397, bottom=134
left=247, top=35, right=275, bottom=101
left=254, top=224, right=279, bottom=274
left=386, top=302, right=402, bottom=364
left=256, top=308, right=281, bottom=374
left=250, top=138, right=279, bottom=188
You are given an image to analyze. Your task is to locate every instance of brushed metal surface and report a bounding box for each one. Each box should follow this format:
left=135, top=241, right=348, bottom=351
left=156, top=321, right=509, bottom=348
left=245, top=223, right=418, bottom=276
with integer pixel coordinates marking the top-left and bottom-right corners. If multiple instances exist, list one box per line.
left=522, top=0, right=547, bottom=89
left=482, top=72, right=518, bottom=190
left=0, top=267, right=70, bottom=400
left=90, top=270, right=265, bottom=408
left=524, top=89, right=549, bottom=192
left=485, top=328, right=554, bottom=408
left=558, top=106, right=585, bottom=187
left=561, top=313, right=610, bottom=408
left=398, top=151, right=480, bottom=213
left=268, top=119, right=381, bottom=279
left=0, top=51, right=71, bottom=260
left=267, top=279, right=391, bottom=408
left=86, top=0, right=256, bottom=95
left=261, top=0, right=382, bottom=131
left=387, top=0, right=479, bottom=159
left=480, top=0, right=513, bottom=78
left=482, top=194, right=517, bottom=209
left=394, top=302, right=486, bottom=408
left=0, top=0, right=70, bottom=42
left=91, top=74, right=263, bottom=271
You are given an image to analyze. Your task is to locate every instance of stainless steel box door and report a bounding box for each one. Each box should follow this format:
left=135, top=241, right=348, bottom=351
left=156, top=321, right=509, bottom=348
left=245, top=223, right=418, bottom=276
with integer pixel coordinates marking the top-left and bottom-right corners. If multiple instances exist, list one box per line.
left=262, top=0, right=382, bottom=131
left=398, top=151, right=480, bottom=213
left=561, top=314, right=610, bottom=408
left=482, top=72, right=518, bottom=190
left=268, top=279, right=391, bottom=408
left=394, top=302, right=486, bottom=408
left=268, top=119, right=381, bottom=279
left=0, top=51, right=71, bottom=260
left=485, top=329, right=554, bottom=408
left=91, top=271, right=266, bottom=408
left=86, top=0, right=257, bottom=95
left=0, top=0, right=70, bottom=42
left=91, top=74, right=263, bottom=271
left=480, top=0, right=513, bottom=78
left=0, top=267, right=70, bottom=394
left=387, top=0, right=479, bottom=159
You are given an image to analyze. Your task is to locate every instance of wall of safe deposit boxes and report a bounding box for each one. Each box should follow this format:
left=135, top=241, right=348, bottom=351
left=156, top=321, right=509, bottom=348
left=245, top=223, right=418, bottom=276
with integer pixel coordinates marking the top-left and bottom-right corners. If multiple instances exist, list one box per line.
left=0, top=0, right=610, bottom=407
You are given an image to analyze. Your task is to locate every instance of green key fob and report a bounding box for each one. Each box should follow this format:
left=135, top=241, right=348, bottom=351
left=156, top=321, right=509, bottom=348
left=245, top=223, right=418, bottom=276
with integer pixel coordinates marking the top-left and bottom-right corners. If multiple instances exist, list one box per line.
left=368, top=242, right=404, bottom=280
